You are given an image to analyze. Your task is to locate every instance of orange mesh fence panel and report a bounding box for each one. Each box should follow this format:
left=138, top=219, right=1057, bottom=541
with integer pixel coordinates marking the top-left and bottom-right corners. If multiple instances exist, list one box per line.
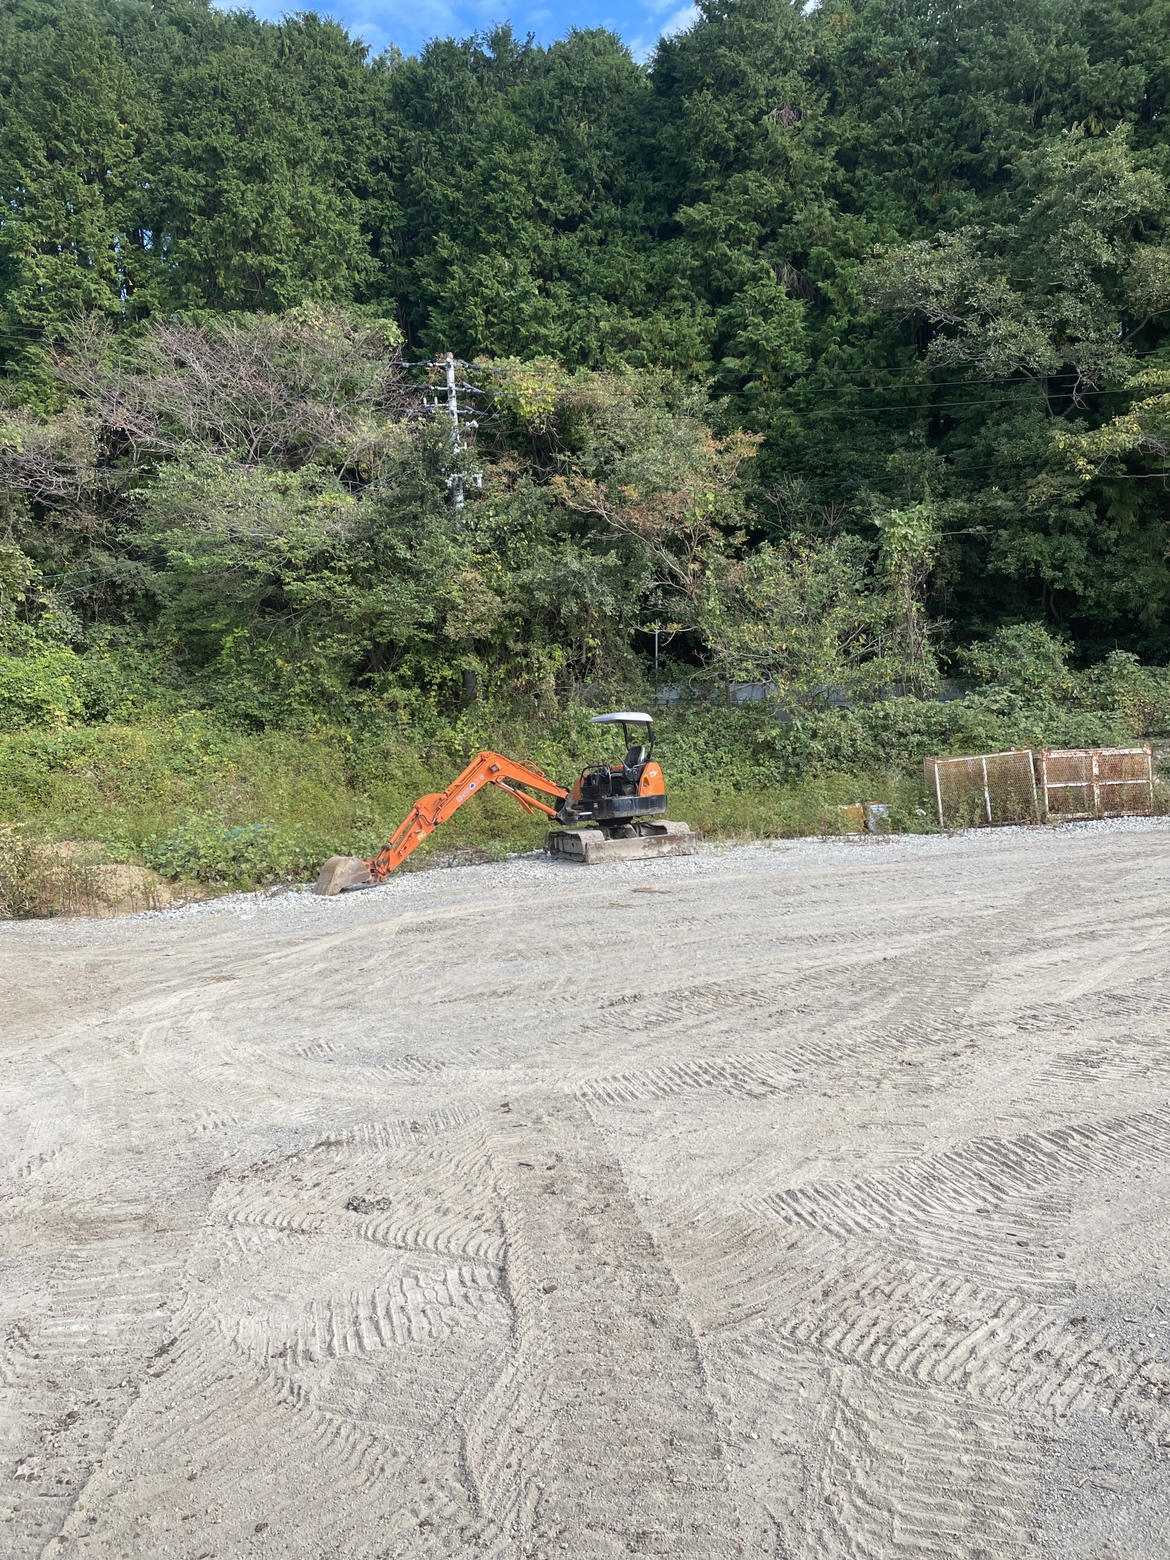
left=924, top=751, right=1039, bottom=828
left=1037, top=747, right=1153, bottom=819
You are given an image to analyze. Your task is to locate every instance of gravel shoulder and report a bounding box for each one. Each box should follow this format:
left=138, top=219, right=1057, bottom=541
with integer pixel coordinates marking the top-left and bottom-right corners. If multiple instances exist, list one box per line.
left=3, top=820, right=1170, bottom=1558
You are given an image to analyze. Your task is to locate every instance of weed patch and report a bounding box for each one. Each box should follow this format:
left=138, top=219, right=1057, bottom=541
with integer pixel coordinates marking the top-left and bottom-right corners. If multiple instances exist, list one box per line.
left=1, top=683, right=1165, bottom=916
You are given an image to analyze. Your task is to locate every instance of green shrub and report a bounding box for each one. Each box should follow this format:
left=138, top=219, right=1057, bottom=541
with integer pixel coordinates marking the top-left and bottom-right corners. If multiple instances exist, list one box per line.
left=766, top=691, right=1133, bottom=782
left=958, top=623, right=1078, bottom=700
left=1079, top=651, right=1170, bottom=738
left=142, top=820, right=315, bottom=888
left=0, top=650, right=86, bottom=731
left=0, top=828, right=122, bottom=918
left=0, top=825, right=49, bottom=916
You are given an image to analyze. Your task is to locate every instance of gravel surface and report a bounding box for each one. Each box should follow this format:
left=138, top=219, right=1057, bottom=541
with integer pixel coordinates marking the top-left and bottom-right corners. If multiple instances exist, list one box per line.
left=3, top=819, right=1170, bottom=1557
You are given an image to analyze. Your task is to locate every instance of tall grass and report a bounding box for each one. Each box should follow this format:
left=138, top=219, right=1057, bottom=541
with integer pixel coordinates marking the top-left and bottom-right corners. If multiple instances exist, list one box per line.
left=0, top=827, right=172, bottom=917
left=0, top=711, right=934, bottom=898
left=14, top=686, right=1159, bottom=911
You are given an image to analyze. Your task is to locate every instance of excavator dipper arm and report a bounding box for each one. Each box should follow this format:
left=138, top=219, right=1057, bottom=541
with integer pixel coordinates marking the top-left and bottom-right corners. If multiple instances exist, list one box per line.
left=366, top=751, right=568, bottom=881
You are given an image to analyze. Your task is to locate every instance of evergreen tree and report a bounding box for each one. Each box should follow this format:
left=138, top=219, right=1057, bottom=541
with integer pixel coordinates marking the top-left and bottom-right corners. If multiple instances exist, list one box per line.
left=5, top=0, right=1170, bottom=660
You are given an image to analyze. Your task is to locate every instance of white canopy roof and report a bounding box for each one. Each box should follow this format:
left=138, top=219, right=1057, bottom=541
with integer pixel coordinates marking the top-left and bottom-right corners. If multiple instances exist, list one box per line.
left=590, top=711, right=654, bottom=725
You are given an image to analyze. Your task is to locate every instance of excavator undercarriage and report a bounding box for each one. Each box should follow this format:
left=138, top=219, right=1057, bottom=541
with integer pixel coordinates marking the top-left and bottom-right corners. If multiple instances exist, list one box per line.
left=313, top=712, right=695, bottom=894
left=547, top=818, right=696, bottom=865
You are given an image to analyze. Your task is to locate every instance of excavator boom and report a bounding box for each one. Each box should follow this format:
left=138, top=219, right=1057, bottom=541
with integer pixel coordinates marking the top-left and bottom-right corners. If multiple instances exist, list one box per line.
left=366, top=752, right=567, bottom=881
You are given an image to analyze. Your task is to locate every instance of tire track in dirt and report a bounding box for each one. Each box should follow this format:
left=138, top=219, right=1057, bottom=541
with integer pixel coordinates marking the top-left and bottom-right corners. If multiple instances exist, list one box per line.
left=576, top=1053, right=794, bottom=1106
left=450, top=1097, right=750, bottom=1558
left=214, top=1119, right=511, bottom=1556
left=50, top=1114, right=520, bottom=1557
left=662, top=1119, right=1170, bottom=1452
left=697, top=1323, right=1048, bottom=1560
left=754, top=1252, right=1170, bottom=1439
left=791, top=1365, right=1046, bottom=1560
left=1045, top=1040, right=1170, bottom=1087
left=667, top=1221, right=1165, bottom=1554
left=1017, top=984, right=1170, bottom=1035
left=285, top=1036, right=447, bottom=1074
left=52, top=1297, right=484, bottom=1558
left=216, top=1123, right=504, bottom=1265
left=204, top=1102, right=480, bottom=1176
left=227, top=1264, right=504, bottom=1366
left=9, top=826, right=1170, bottom=1557
left=571, top=1020, right=970, bottom=1112
left=566, top=857, right=1166, bottom=1556
left=566, top=874, right=1069, bottom=1111
left=755, top=1108, right=1170, bottom=1240
left=0, top=1250, right=183, bottom=1558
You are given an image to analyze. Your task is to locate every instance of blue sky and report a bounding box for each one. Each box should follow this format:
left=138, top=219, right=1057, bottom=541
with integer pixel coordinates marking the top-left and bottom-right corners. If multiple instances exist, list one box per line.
left=233, top=0, right=700, bottom=62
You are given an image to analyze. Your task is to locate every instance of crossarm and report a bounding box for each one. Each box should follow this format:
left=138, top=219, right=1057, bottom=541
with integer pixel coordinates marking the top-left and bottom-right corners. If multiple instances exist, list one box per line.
left=366, top=751, right=569, bottom=880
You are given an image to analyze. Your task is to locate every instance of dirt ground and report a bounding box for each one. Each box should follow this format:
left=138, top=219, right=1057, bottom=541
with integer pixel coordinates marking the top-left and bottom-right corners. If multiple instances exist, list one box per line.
left=3, top=820, right=1170, bottom=1560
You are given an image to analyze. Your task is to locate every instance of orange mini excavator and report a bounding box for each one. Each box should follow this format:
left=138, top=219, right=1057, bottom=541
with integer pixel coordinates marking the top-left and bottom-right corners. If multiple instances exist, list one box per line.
left=313, top=712, right=695, bottom=893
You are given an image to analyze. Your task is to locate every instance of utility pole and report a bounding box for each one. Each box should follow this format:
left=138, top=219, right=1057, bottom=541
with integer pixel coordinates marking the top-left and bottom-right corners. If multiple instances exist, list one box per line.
left=445, top=353, right=464, bottom=514
left=409, top=352, right=483, bottom=513
left=426, top=352, right=482, bottom=515
left=454, top=355, right=469, bottom=704
left=406, top=353, right=485, bottom=703
left=648, top=624, right=676, bottom=693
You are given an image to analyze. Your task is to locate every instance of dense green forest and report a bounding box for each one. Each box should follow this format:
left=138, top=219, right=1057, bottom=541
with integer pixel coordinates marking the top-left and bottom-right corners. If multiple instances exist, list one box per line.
left=4, top=0, right=1170, bottom=893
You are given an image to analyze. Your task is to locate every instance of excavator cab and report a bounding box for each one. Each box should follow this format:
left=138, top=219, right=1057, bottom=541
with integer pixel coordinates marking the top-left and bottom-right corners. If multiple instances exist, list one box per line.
left=611, top=715, right=653, bottom=773
left=555, top=712, right=669, bottom=827
left=546, top=711, right=692, bottom=862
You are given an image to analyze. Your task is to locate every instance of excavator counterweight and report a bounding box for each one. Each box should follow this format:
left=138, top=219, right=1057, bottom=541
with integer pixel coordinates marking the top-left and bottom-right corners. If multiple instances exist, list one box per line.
left=313, top=715, right=694, bottom=894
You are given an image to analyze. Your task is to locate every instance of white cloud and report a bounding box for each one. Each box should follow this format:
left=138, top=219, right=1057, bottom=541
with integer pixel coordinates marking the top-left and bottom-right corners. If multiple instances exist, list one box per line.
left=214, top=0, right=463, bottom=55
left=347, top=0, right=463, bottom=51
left=627, top=0, right=697, bottom=59
left=215, top=0, right=700, bottom=60
left=657, top=2, right=698, bottom=34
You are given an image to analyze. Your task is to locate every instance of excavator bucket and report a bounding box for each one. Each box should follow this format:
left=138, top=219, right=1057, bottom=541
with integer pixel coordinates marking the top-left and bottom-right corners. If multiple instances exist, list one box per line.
left=313, top=855, right=375, bottom=895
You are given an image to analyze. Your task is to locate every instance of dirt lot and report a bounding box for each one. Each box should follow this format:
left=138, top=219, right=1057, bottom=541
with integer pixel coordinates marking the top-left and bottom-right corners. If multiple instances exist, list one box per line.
left=3, top=821, right=1170, bottom=1559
